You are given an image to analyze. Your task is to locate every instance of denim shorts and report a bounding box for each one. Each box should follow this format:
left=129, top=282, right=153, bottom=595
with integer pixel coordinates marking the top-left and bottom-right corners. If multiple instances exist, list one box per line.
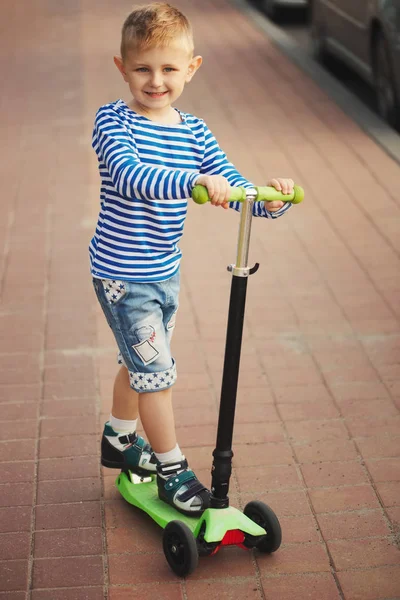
left=92, top=273, right=180, bottom=393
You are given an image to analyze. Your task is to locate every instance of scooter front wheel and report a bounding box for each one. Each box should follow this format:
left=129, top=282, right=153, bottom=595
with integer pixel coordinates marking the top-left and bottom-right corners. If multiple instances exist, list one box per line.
left=163, top=520, right=198, bottom=576
left=243, top=500, right=282, bottom=553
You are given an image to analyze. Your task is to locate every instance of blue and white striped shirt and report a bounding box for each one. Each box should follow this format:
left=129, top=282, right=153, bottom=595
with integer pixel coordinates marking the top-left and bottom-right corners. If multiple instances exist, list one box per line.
left=90, top=99, right=290, bottom=281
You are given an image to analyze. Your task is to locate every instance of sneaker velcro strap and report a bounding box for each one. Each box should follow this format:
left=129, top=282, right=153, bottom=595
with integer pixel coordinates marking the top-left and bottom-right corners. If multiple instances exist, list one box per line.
left=177, top=479, right=208, bottom=503
left=118, top=432, right=137, bottom=445
left=163, top=469, right=196, bottom=493
left=158, top=459, right=188, bottom=476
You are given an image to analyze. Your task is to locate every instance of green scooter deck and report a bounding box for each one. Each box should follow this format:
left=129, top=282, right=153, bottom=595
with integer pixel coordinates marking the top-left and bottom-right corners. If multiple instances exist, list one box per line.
left=116, top=471, right=266, bottom=542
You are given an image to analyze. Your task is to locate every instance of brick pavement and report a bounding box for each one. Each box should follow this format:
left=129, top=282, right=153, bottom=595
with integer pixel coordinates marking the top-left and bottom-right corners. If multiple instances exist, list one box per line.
left=1, top=0, right=399, bottom=598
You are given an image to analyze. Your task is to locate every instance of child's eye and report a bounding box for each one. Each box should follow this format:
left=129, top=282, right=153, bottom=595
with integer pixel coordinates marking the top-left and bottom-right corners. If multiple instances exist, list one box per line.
left=135, top=67, right=149, bottom=72
left=163, top=67, right=175, bottom=72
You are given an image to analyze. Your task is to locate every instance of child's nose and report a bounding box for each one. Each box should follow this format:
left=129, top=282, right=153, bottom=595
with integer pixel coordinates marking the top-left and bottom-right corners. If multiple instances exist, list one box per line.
left=150, top=72, right=163, bottom=87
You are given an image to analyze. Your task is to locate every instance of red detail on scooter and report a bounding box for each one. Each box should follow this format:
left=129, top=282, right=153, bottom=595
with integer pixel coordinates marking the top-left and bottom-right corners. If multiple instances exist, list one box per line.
left=209, top=529, right=247, bottom=556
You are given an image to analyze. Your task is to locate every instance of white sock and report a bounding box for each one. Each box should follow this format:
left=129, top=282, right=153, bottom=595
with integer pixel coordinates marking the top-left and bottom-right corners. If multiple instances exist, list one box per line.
left=109, top=414, right=137, bottom=434
left=106, top=415, right=138, bottom=452
left=155, top=444, right=183, bottom=466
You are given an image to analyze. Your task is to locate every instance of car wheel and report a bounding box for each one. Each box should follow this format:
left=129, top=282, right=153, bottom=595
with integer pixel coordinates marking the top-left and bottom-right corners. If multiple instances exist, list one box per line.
left=373, top=30, right=400, bottom=131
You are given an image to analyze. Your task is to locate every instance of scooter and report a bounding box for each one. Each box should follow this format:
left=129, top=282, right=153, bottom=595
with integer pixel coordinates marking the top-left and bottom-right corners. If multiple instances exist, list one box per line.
left=116, top=183, right=304, bottom=576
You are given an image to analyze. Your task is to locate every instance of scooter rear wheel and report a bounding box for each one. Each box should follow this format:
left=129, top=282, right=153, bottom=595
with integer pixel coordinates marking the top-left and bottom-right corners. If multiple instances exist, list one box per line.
left=163, top=520, right=198, bottom=576
left=244, top=500, right=282, bottom=553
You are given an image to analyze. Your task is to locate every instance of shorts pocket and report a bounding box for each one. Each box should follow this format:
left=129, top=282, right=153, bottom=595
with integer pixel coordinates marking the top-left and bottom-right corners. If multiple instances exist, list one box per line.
left=101, top=279, right=127, bottom=305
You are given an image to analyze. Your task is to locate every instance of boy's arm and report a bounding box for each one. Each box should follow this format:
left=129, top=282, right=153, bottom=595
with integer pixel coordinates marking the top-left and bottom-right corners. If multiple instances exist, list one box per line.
left=201, top=125, right=291, bottom=219
left=93, top=109, right=199, bottom=201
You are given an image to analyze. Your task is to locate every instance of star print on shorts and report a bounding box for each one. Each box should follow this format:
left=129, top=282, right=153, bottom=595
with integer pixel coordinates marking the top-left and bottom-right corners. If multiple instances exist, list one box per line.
left=101, top=279, right=126, bottom=304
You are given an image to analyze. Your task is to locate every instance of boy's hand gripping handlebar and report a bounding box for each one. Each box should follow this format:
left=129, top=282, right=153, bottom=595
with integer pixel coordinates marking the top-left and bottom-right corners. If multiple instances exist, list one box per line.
left=191, top=183, right=304, bottom=278
left=191, top=184, right=304, bottom=205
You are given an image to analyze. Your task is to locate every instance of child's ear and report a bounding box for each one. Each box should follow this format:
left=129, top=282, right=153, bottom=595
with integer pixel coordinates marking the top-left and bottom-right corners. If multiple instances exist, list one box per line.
left=186, top=55, right=202, bottom=82
left=114, top=56, right=129, bottom=82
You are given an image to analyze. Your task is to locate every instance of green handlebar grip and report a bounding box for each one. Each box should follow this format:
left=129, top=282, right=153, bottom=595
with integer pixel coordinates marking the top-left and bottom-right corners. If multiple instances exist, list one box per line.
left=192, top=185, right=247, bottom=204
left=191, top=184, right=304, bottom=204
left=255, top=184, right=304, bottom=204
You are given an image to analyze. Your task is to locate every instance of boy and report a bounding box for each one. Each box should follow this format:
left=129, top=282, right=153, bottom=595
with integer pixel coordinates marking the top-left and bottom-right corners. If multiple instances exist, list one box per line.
left=91, top=2, right=295, bottom=516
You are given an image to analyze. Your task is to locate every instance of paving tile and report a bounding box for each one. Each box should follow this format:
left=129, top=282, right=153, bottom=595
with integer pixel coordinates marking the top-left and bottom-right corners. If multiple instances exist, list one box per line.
left=317, top=509, right=390, bottom=540
left=0, top=559, right=28, bottom=592
left=293, top=439, right=358, bottom=464
left=107, top=524, right=161, bottom=554
left=0, top=532, right=31, bottom=560
left=387, top=505, right=400, bottom=530
left=256, top=542, right=331, bottom=575
left=309, top=485, right=380, bottom=514
left=235, top=464, right=302, bottom=493
left=261, top=573, right=341, bottom=600
left=300, top=460, right=368, bottom=488
left=109, top=584, right=184, bottom=600
left=0, top=384, right=40, bottom=404
left=0, top=506, right=31, bottom=533
left=34, top=527, right=103, bottom=558
left=328, top=537, right=400, bottom=571
left=108, top=553, right=178, bottom=585
left=185, top=579, right=263, bottom=600
left=41, top=398, right=97, bottom=418
left=339, top=398, right=399, bottom=419
left=346, top=415, right=400, bottom=438
left=356, top=435, right=400, bottom=459
left=232, top=422, right=285, bottom=444
left=31, top=589, right=105, bottom=600
left=375, top=481, right=400, bottom=507
left=366, top=457, right=400, bottom=482
left=0, top=439, right=36, bottom=462
left=175, top=424, right=217, bottom=447
left=0, top=461, right=35, bottom=484
left=278, top=401, right=339, bottom=421
left=39, top=434, right=98, bottom=459
left=338, top=565, right=400, bottom=600
left=0, top=402, right=38, bottom=421
left=273, top=384, right=333, bottom=405
left=37, top=477, right=101, bottom=504
left=329, top=381, right=390, bottom=403
left=285, top=420, right=348, bottom=443
left=38, top=455, right=99, bottom=480
left=234, top=402, right=280, bottom=423
left=240, top=490, right=312, bottom=517
left=43, top=379, right=97, bottom=400
left=0, top=482, right=34, bottom=507
left=279, top=514, right=321, bottom=544
left=0, top=420, right=37, bottom=442
left=40, top=416, right=98, bottom=437
left=233, top=442, right=294, bottom=467
left=32, top=556, right=103, bottom=588
left=35, top=502, right=101, bottom=530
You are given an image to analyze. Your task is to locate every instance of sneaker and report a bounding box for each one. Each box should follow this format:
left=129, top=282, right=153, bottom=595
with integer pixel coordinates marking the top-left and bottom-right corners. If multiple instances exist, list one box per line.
left=157, top=458, right=210, bottom=517
left=101, top=423, right=157, bottom=475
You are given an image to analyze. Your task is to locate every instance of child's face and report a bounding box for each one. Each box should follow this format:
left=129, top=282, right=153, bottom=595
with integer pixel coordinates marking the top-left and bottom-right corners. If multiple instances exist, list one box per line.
left=114, top=40, right=202, bottom=117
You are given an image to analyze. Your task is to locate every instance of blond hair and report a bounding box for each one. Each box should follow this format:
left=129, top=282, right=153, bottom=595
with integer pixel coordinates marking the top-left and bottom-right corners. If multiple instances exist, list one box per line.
left=120, top=3, right=194, bottom=60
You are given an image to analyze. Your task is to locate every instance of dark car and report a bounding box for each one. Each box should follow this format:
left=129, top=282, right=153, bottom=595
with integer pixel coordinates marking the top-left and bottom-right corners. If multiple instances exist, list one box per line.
left=311, top=0, right=400, bottom=130
left=256, top=0, right=309, bottom=20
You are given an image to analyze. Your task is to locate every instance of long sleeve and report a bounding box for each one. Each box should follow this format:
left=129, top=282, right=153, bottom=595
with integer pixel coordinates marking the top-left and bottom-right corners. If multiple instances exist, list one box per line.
left=92, top=108, right=199, bottom=202
left=200, top=124, right=291, bottom=219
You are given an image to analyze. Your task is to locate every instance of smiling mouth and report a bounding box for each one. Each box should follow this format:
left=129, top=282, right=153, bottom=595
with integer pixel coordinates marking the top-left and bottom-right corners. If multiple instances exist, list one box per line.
left=145, top=91, right=168, bottom=97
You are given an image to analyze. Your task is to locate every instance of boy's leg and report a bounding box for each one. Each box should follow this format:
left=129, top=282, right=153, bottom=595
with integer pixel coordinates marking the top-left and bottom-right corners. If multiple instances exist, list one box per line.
left=139, top=387, right=176, bottom=453
left=139, top=388, right=210, bottom=516
left=112, top=365, right=139, bottom=420
left=101, top=365, right=157, bottom=473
